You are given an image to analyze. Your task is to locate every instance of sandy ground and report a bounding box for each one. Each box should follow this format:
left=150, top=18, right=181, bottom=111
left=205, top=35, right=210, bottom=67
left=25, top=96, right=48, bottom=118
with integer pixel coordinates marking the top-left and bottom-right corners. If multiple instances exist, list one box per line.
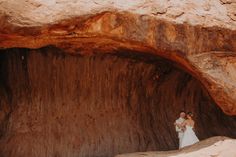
left=115, top=136, right=236, bottom=157
left=170, top=139, right=236, bottom=157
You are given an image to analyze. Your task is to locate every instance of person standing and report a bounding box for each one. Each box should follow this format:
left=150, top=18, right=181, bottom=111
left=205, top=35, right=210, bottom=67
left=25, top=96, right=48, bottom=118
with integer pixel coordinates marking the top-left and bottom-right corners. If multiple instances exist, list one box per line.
left=174, top=111, right=186, bottom=148
left=179, top=112, right=199, bottom=148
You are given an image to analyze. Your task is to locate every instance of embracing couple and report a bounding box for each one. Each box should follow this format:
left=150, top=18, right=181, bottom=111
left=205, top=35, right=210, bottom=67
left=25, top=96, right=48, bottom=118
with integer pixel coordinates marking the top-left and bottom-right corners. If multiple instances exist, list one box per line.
left=174, top=111, right=199, bottom=148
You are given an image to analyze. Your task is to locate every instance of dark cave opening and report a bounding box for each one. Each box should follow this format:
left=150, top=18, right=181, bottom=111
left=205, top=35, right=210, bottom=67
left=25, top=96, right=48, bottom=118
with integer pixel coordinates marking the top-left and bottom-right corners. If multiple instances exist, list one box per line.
left=0, top=46, right=235, bottom=157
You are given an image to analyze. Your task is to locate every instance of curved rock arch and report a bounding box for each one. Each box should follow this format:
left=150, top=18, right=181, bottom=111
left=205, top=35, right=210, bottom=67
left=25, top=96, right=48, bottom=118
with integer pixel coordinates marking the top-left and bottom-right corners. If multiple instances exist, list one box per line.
left=1, top=11, right=236, bottom=115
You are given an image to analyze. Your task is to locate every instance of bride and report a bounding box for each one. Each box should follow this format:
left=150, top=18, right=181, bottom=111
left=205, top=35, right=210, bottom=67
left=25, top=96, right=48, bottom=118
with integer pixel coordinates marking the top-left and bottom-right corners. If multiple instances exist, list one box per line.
left=180, top=112, right=199, bottom=148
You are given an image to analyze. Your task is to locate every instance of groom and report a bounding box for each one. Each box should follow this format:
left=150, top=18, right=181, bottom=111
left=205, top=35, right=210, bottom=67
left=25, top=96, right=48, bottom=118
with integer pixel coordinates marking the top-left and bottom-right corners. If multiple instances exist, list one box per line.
left=174, top=111, right=186, bottom=148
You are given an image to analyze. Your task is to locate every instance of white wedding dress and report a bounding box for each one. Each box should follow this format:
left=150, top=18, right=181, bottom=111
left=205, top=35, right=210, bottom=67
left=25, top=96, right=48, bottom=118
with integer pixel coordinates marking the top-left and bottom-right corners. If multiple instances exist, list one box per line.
left=180, top=125, right=199, bottom=148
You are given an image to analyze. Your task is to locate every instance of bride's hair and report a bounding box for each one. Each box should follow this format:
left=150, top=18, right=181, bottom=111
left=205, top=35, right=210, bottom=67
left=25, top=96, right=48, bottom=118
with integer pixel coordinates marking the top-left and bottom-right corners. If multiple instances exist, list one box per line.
left=187, top=112, right=193, bottom=117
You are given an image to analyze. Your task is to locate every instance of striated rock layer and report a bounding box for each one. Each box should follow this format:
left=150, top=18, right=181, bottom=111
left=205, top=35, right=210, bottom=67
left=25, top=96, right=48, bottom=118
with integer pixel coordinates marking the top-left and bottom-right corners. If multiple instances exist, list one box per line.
left=0, top=47, right=235, bottom=157
left=0, top=0, right=236, bottom=156
left=0, top=0, right=236, bottom=115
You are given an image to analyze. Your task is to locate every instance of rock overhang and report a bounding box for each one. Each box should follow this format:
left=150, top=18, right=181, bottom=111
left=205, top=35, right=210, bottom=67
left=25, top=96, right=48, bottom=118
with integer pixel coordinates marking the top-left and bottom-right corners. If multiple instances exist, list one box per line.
left=0, top=0, right=236, bottom=115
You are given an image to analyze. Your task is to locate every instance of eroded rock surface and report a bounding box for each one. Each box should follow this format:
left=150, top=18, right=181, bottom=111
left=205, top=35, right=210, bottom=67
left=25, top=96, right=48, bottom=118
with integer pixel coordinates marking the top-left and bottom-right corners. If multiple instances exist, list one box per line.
left=0, top=0, right=236, bottom=115
left=188, top=52, right=236, bottom=114
left=0, top=47, right=235, bottom=157
left=0, top=0, right=236, bottom=29
left=115, top=137, right=236, bottom=157
left=0, top=1, right=236, bottom=156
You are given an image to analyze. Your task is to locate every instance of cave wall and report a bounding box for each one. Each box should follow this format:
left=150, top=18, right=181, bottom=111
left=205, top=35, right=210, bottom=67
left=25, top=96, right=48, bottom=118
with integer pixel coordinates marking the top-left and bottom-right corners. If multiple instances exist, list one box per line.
left=0, top=47, right=235, bottom=157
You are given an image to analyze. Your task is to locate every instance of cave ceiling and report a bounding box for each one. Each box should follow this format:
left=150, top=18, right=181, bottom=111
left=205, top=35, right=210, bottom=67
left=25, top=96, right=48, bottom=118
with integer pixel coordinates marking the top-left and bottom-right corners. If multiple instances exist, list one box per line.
left=0, top=0, right=236, bottom=115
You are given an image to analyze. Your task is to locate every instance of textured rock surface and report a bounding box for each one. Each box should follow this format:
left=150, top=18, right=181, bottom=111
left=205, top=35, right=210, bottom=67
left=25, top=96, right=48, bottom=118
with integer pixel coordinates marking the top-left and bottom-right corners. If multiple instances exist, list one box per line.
left=189, top=52, right=236, bottom=114
left=0, top=0, right=236, bottom=28
left=0, top=1, right=236, bottom=157
left=0, top=47, right=235, bottom=157
left=0, top=0, right=236, bottom=114
left=115, top=137, right=236, bottom=157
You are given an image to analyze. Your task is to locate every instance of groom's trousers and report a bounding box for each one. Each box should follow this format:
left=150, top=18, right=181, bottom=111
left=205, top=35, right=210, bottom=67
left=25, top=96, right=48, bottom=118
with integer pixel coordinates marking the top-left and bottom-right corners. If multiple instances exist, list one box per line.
left=178, top=131, right=184, bottom=149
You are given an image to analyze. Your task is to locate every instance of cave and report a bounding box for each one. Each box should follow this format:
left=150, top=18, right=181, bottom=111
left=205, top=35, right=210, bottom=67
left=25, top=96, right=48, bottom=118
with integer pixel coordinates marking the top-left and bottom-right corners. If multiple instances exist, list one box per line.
left=0, top=46, right=235, bottom=157
left=1, top=0, right=236, bottom=156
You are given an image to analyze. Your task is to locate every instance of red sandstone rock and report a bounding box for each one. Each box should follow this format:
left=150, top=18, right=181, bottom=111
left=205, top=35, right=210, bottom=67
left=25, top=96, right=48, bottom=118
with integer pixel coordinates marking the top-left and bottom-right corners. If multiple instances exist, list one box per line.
left=0, top=1, right=236, bottom=157
left=0, top=47, right=235, bottom=157
left=115, top=137, right=236, bottom=157
left=0, top=0, right=236, bottom=115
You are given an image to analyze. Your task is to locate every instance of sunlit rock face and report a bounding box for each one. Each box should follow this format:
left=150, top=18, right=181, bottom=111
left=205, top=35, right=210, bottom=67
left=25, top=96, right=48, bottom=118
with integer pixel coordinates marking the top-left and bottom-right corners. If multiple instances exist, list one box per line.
left=0, top=47, right=235, bottom=157
left=0, top=0, right=236, bottom=157
left=0, top=0, right=236, bottom=115
left=115, top=137, right=236, bottom=157
left=0, top=0, right=235, bottom=28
